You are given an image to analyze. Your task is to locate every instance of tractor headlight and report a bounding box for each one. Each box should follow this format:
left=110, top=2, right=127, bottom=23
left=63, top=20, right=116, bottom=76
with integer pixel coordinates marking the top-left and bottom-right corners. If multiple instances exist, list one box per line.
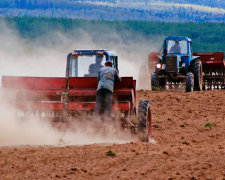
left=156, top=63, right=162, bottom=69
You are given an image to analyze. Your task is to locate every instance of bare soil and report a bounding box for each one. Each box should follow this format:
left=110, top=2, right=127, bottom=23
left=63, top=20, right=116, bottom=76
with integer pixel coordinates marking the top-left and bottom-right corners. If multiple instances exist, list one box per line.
left=0, top=90, right=225, bottom=180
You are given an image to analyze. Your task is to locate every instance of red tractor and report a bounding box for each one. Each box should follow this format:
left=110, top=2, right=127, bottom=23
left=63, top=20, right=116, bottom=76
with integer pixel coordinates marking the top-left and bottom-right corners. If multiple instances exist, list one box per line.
left=2, top=50, right=152, bottom=142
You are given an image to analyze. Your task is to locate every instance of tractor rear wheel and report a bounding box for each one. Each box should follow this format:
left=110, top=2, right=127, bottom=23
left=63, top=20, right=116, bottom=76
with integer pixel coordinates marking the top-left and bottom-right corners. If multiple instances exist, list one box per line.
left=191, top=59, right=203, bottom=91
left=186, top=72, right=194, bottom=92
left=137, top=99, right=152, bottom=142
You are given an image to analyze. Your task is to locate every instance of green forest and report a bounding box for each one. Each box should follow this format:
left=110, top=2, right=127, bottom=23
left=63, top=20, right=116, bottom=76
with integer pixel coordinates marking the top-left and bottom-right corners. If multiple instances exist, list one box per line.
left=2, top=17, right=225, bottom=52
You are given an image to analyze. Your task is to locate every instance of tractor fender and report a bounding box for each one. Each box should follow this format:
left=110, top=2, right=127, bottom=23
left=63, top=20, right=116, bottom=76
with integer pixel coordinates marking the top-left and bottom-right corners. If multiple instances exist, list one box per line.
left=157, top=55, right=162, bottom=60
left=191, top=56, right=200, bottom=62
left=187, top=56, right=200, bottom=72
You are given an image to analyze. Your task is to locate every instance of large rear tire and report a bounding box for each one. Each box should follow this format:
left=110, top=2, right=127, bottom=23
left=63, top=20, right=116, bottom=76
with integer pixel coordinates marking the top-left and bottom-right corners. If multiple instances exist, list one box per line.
left=186, top=72, right=194, bottom=92
left=191, top=59, right=203, bottom=91
left=137, top=99, right=152, bottom=142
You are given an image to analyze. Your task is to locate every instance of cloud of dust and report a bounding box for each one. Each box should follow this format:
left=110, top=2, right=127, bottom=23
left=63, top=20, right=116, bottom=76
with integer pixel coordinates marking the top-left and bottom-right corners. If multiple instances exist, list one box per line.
left=0, top=19, right=160, bottom=146
left=0, top=89, right=135, bottom=146
left=0, top=20, right=163, bottom=89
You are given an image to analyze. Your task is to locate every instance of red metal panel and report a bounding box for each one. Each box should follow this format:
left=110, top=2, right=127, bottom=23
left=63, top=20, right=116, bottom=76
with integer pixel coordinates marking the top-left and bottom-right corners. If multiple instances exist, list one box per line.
left=69, top=77, right=135, bottom=90
left=133, top=80, right=136, bottom=94
left=131, top=88, right=136, bottom=110
left=193, top=52, right=224, bottom=72
left=68, top=102, right=130, bottom=111
left=2, top=76, right=67, bottom=90
left=69, top=77, right=97, bottom=89
left=114, top=89, right=133, bottom=95
left=148, top=52, right=161, bottom=61
left=15, top=101, right=64, bottom=111
left=68, top=89, right=133, bottom=96
left=68, top=77, right=134, bottom=99
left=193, top=52, right=224, bottom=63
left=68, top=102, right=95, bottom=111
left=16, top=89, right=65, bottom=96
left=112, top=102, right=130, bottom=111
left=14, top=101, right=130, bottom=112
left=68, top=89, right=96, bottom=96
left=114, top=77, right=134, bottom=89
left=5, top=89, right=64, bottom=102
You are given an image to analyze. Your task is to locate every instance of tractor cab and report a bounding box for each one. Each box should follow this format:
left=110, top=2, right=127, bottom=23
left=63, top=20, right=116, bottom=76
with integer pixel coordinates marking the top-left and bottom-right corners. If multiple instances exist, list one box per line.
left=66, top=50, right=118, bottom=78
left=151, top=36, right=202, bottom=92
left=160, top=36, right=193, bottom=73
left=164, top=37, right=192, bottom=56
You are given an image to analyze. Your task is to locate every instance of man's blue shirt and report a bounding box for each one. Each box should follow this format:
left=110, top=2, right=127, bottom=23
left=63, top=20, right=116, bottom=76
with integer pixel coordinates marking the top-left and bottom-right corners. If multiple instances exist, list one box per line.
left=97, top=66, right=121, bottom=92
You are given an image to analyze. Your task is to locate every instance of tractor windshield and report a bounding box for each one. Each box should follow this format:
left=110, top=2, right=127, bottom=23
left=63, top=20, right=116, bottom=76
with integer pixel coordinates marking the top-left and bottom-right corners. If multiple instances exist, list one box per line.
left=167, top=40, right=188, bottom=54
left=69, top=55, right=106, bottom=77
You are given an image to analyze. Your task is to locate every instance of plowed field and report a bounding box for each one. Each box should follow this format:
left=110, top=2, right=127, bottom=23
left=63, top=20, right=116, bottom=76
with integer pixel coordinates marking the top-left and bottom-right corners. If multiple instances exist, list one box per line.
left=0, top=90, right=225, bottom=180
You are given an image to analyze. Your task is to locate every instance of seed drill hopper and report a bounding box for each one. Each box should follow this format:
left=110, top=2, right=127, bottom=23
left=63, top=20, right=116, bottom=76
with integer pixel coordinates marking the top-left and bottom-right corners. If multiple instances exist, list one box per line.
left=193, top=52, right=225, bottom=89
left=2, top=50, right=152, bottom=142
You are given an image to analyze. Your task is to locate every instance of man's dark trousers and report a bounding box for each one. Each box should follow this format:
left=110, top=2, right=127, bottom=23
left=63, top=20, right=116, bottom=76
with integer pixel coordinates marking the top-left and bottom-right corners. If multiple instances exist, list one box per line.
left=94, top=88, right=112, bottom=116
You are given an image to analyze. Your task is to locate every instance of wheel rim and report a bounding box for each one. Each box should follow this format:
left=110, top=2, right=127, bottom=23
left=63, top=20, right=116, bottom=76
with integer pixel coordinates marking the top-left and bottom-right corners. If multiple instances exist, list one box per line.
left=146, top=106, right=152, bottom=142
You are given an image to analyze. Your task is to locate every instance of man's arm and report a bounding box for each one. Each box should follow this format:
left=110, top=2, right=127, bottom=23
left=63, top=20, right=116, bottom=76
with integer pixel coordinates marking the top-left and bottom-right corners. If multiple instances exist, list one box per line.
left=114, top=70, right=121, bottom=82
left=97, top=69, right=101, bottom=82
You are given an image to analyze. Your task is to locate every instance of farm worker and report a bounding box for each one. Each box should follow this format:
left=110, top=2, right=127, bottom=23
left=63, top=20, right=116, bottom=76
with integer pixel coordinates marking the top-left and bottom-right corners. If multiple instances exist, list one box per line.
left=88, top=55, right=104, bottom=75
left=94, top=60, right=121, bottom=121
left=169, top=40, right=181, bottom=54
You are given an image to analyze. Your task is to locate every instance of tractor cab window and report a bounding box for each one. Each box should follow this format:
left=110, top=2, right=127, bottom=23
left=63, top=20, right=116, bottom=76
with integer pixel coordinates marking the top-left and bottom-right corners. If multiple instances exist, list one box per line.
left=167, top=40, right=188, bottom=54
left=69, top=55, right=106, bottom=77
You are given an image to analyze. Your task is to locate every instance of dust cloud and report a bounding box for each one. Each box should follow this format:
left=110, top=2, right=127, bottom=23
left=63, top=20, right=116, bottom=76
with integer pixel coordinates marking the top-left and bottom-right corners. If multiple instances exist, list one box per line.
left=0, top=19, right=160, bottom=146
left=0, top=89, right=135, bottom=146
left=0, top=20, right=163, bottom=88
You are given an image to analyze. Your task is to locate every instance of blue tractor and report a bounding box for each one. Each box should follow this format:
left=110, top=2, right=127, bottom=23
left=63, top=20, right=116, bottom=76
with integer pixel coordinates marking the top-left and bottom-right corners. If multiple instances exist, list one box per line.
left=151, top=36, right=203, bottom=92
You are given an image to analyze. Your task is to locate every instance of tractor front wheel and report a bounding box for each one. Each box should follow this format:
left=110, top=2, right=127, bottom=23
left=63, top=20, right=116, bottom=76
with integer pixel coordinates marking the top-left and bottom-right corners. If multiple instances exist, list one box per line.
left=137, top=99, right=152, bottom=142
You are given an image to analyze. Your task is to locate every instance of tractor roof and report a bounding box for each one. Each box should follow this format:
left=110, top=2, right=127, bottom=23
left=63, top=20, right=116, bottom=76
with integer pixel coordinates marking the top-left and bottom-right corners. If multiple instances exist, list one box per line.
left=71, top=50, right=113, bottom=61
left=165, top=36, right=192, bottom=42
left=73, top=49, right=107, bottom=54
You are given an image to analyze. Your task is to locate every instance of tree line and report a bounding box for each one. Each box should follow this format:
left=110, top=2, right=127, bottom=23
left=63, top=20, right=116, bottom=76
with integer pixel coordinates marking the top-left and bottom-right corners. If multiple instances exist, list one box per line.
left=2, top=17, right=225, bottom=53
left=0, top=0, right=225, bottom=22
left=162, top=0, right=225, bottom=9
left=0, top=0, right=54, bottom=9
